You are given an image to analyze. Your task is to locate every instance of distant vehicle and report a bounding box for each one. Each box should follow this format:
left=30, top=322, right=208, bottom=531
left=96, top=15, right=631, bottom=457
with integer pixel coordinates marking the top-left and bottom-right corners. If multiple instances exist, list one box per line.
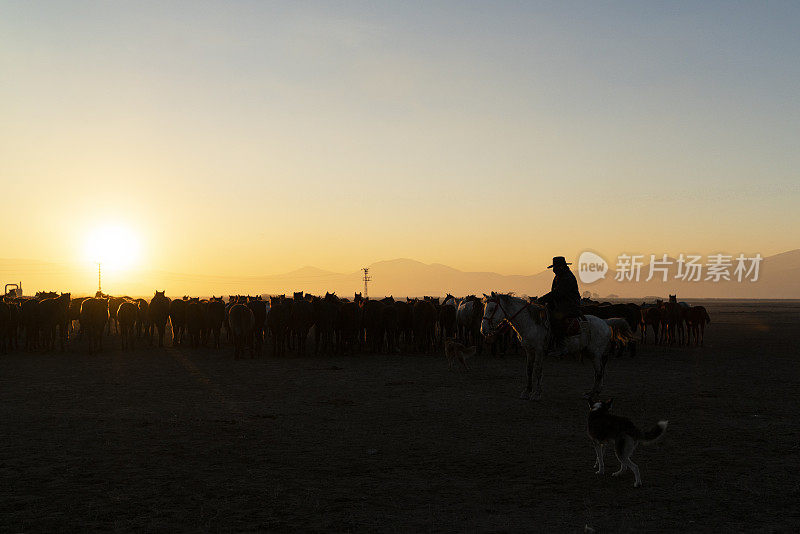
left=4, top=282, right=22, bottom=298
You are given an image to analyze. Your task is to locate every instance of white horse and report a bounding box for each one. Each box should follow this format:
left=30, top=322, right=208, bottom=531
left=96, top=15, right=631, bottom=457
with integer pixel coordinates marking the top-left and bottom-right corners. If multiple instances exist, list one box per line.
left=456, top=298, right=482, bottom=344
left=480, top=292, right=612, bottom=401
left=442, top=293, right=459, bottom=309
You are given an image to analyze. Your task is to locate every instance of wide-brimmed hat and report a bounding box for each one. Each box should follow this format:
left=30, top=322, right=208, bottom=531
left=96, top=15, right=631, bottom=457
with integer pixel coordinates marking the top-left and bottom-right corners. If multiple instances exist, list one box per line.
left=547, top=256, right=572, bottom=269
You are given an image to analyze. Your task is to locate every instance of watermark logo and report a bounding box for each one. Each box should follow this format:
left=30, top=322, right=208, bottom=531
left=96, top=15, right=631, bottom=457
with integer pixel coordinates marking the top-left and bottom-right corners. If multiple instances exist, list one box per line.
left=577, top=252, right=762, bottom=283
left=578, top=251, right=608, bottom=284
left=613, top=253, right=762, bottom=283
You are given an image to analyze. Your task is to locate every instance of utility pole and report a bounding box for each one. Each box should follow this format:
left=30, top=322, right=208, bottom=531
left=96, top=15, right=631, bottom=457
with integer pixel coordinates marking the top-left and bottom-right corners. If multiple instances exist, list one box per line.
left=362, top=267, right=371, bottom=299
left=98, top=263, right=102, bottom=295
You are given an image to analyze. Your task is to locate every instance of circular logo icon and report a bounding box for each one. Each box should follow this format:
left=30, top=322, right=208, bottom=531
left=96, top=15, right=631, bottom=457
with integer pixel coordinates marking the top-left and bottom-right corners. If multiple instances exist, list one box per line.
left=578, top=251, right=608, bottom=284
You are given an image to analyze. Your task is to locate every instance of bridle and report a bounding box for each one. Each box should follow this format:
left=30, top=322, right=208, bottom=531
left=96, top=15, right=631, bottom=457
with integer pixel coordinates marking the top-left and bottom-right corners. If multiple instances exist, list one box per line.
left=482, top=295, right=531, bottom=336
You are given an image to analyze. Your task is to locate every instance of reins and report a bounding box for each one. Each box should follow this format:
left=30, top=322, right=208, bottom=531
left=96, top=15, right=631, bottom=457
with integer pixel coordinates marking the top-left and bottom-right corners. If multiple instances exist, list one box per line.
left=484, top=295, right=534, bottom=334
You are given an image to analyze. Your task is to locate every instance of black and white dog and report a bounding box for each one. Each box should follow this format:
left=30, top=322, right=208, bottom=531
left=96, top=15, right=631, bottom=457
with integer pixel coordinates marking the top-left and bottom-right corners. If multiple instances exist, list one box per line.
left=587, top=398, right=668, bottom=487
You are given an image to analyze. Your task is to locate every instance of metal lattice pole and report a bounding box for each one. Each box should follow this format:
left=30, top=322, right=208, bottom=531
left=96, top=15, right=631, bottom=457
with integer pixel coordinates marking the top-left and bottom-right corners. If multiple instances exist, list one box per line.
left=98, top=263, right=102, bottom=294
left=362, top=267, right=371, bottom=299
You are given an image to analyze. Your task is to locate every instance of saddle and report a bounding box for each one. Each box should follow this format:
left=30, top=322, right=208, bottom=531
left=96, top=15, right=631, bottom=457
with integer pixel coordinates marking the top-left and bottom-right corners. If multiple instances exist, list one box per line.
left=563, top=316, right=591, bottom=344
left=546, top=315, right=591, bottom=356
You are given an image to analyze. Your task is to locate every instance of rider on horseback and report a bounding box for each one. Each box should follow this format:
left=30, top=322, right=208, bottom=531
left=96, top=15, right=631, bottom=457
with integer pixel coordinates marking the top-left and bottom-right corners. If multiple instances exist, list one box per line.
left=537, top=256, right=581, bottom=356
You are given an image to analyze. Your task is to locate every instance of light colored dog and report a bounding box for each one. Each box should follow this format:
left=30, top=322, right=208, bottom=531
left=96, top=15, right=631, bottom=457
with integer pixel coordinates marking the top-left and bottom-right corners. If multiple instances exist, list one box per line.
left=444, top=338, right=475, bottom=371
left=587, top=398, right=668, bottom=487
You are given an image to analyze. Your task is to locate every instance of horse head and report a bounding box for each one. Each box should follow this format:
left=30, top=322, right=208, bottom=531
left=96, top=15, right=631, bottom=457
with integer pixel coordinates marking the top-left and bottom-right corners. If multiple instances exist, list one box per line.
left=480, top=292, right=505, bottom=338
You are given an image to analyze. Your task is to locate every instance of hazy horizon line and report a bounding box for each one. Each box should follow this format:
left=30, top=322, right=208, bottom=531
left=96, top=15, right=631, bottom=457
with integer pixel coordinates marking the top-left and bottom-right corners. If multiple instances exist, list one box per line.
left=2, top=248, right=799, bottom=281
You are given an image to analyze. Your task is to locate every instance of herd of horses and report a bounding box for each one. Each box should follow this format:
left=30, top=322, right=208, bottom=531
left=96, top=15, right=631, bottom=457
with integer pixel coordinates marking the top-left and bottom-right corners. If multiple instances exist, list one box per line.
left=0, top=290, right=710, bottom=361
left=0, top=289, right=712, bottom=400
left=635, top=295, right=712, bottom=347
left=0, top=291, right=481, bottom=358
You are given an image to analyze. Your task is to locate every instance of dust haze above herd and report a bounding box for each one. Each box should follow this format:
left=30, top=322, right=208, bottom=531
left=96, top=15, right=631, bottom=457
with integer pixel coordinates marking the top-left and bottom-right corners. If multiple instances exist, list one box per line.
left=1, top=251, right=799, bottom=299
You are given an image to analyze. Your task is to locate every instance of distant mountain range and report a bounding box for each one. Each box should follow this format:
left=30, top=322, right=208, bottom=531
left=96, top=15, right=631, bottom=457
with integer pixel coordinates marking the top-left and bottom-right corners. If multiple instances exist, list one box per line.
left=1, top=250, right=799, bottom=298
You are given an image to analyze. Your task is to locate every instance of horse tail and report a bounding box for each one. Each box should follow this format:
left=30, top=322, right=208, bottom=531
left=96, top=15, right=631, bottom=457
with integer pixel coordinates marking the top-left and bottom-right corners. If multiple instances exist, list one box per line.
left=607, top=318, right=635, bottom=344
left=703, top=308, right=711, bottom=324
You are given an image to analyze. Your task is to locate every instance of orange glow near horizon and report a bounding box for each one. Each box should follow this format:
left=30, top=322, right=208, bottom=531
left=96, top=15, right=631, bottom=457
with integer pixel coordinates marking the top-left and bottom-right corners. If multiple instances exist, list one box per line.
left=1, top=3, right=799, bottom=296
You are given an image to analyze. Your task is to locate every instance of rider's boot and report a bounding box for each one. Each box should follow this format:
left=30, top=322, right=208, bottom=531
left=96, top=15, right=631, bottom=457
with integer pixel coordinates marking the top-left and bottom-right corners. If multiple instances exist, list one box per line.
left=546, top=331, right=568, bottom=358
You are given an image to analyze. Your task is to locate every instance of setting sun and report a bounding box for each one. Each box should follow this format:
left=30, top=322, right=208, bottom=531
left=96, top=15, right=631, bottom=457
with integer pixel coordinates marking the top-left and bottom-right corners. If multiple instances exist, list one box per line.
left=85, top=225, right=141, bottom=271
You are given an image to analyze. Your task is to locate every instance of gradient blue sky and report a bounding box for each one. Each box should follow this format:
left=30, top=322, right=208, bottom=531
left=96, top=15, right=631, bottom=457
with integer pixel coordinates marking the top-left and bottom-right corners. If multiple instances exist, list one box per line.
left=1, top=1, right=798, bottom=282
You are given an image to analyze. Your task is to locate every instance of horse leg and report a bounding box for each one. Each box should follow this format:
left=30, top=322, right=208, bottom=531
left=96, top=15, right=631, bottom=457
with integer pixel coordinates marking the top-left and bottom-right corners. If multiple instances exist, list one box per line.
left=590, top=353, right=604, bottom=394
left=520, top=349, right=534, bottom=399
left=589, top=342, right=609, bottom=396
left=530, top=349, right=545, bottom=401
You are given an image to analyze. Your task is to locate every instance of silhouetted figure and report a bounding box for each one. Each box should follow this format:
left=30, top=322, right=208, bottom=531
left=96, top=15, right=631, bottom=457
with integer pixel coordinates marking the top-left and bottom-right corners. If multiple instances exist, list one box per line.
left=538, top=256, right=581, bottom=354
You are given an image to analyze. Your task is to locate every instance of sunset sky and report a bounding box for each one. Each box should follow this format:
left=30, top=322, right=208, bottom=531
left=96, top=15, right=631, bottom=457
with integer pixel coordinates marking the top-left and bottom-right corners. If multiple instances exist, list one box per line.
left=2, top=2, right=799, bottom=294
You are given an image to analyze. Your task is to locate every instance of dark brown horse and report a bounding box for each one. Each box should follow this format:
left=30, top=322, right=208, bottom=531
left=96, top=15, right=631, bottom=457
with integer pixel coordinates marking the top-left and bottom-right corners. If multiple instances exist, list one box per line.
left=438, top=294, right=458, bottom=348
left=107, top=296, right=126, bottom=335
left=685, top=306, right=711, bottom=346
left=247, top=297, right=268, bottom=356
left=380, top=296, right=399, bottom=354
left=639, top=300, right=663, bottom=344
left=290, top=294, right=314, bottom=355
left=135, top=298, right=149, bottom=339
left=169, top=298, right=187, bottom=346
left=185, top=297, right=204, bottom=348
left=228, top=303, right=255, bottom=359
left=148, top=291, right=171, bottom=347
left=662, top=295, right=684, bottom=346
left=268, top=295, right=290, bottom=357
left=21, top=298, right=41, bottom=351
left=393, top=299, right=413, bottom=351
left=207, top=297, right=226, bottom=349
left=361, top=298, right=387, bottom=353
left=412, top=298, right=437, bottom=353
left=117, top=300, right=138, bottom=350
left=336, top=299, right=361, bottom=354
left=0, top=299, right=10, bottom=353
left=69, top=297, right=88, bottom=341
left=38, top=292, right=70, bottom=351
left=312, top=294, right=338, bottom=355
left=80, top=297, right=109, bottom=353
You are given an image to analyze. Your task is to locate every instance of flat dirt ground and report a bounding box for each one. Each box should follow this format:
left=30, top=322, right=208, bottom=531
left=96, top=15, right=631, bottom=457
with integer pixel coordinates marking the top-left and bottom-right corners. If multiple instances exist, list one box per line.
left=1, top=301, right=799, bottom=532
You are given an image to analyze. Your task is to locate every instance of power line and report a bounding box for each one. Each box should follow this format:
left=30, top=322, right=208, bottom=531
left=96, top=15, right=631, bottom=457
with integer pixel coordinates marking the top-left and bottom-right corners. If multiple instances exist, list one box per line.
left=362, top=267, right=371, bottom=299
